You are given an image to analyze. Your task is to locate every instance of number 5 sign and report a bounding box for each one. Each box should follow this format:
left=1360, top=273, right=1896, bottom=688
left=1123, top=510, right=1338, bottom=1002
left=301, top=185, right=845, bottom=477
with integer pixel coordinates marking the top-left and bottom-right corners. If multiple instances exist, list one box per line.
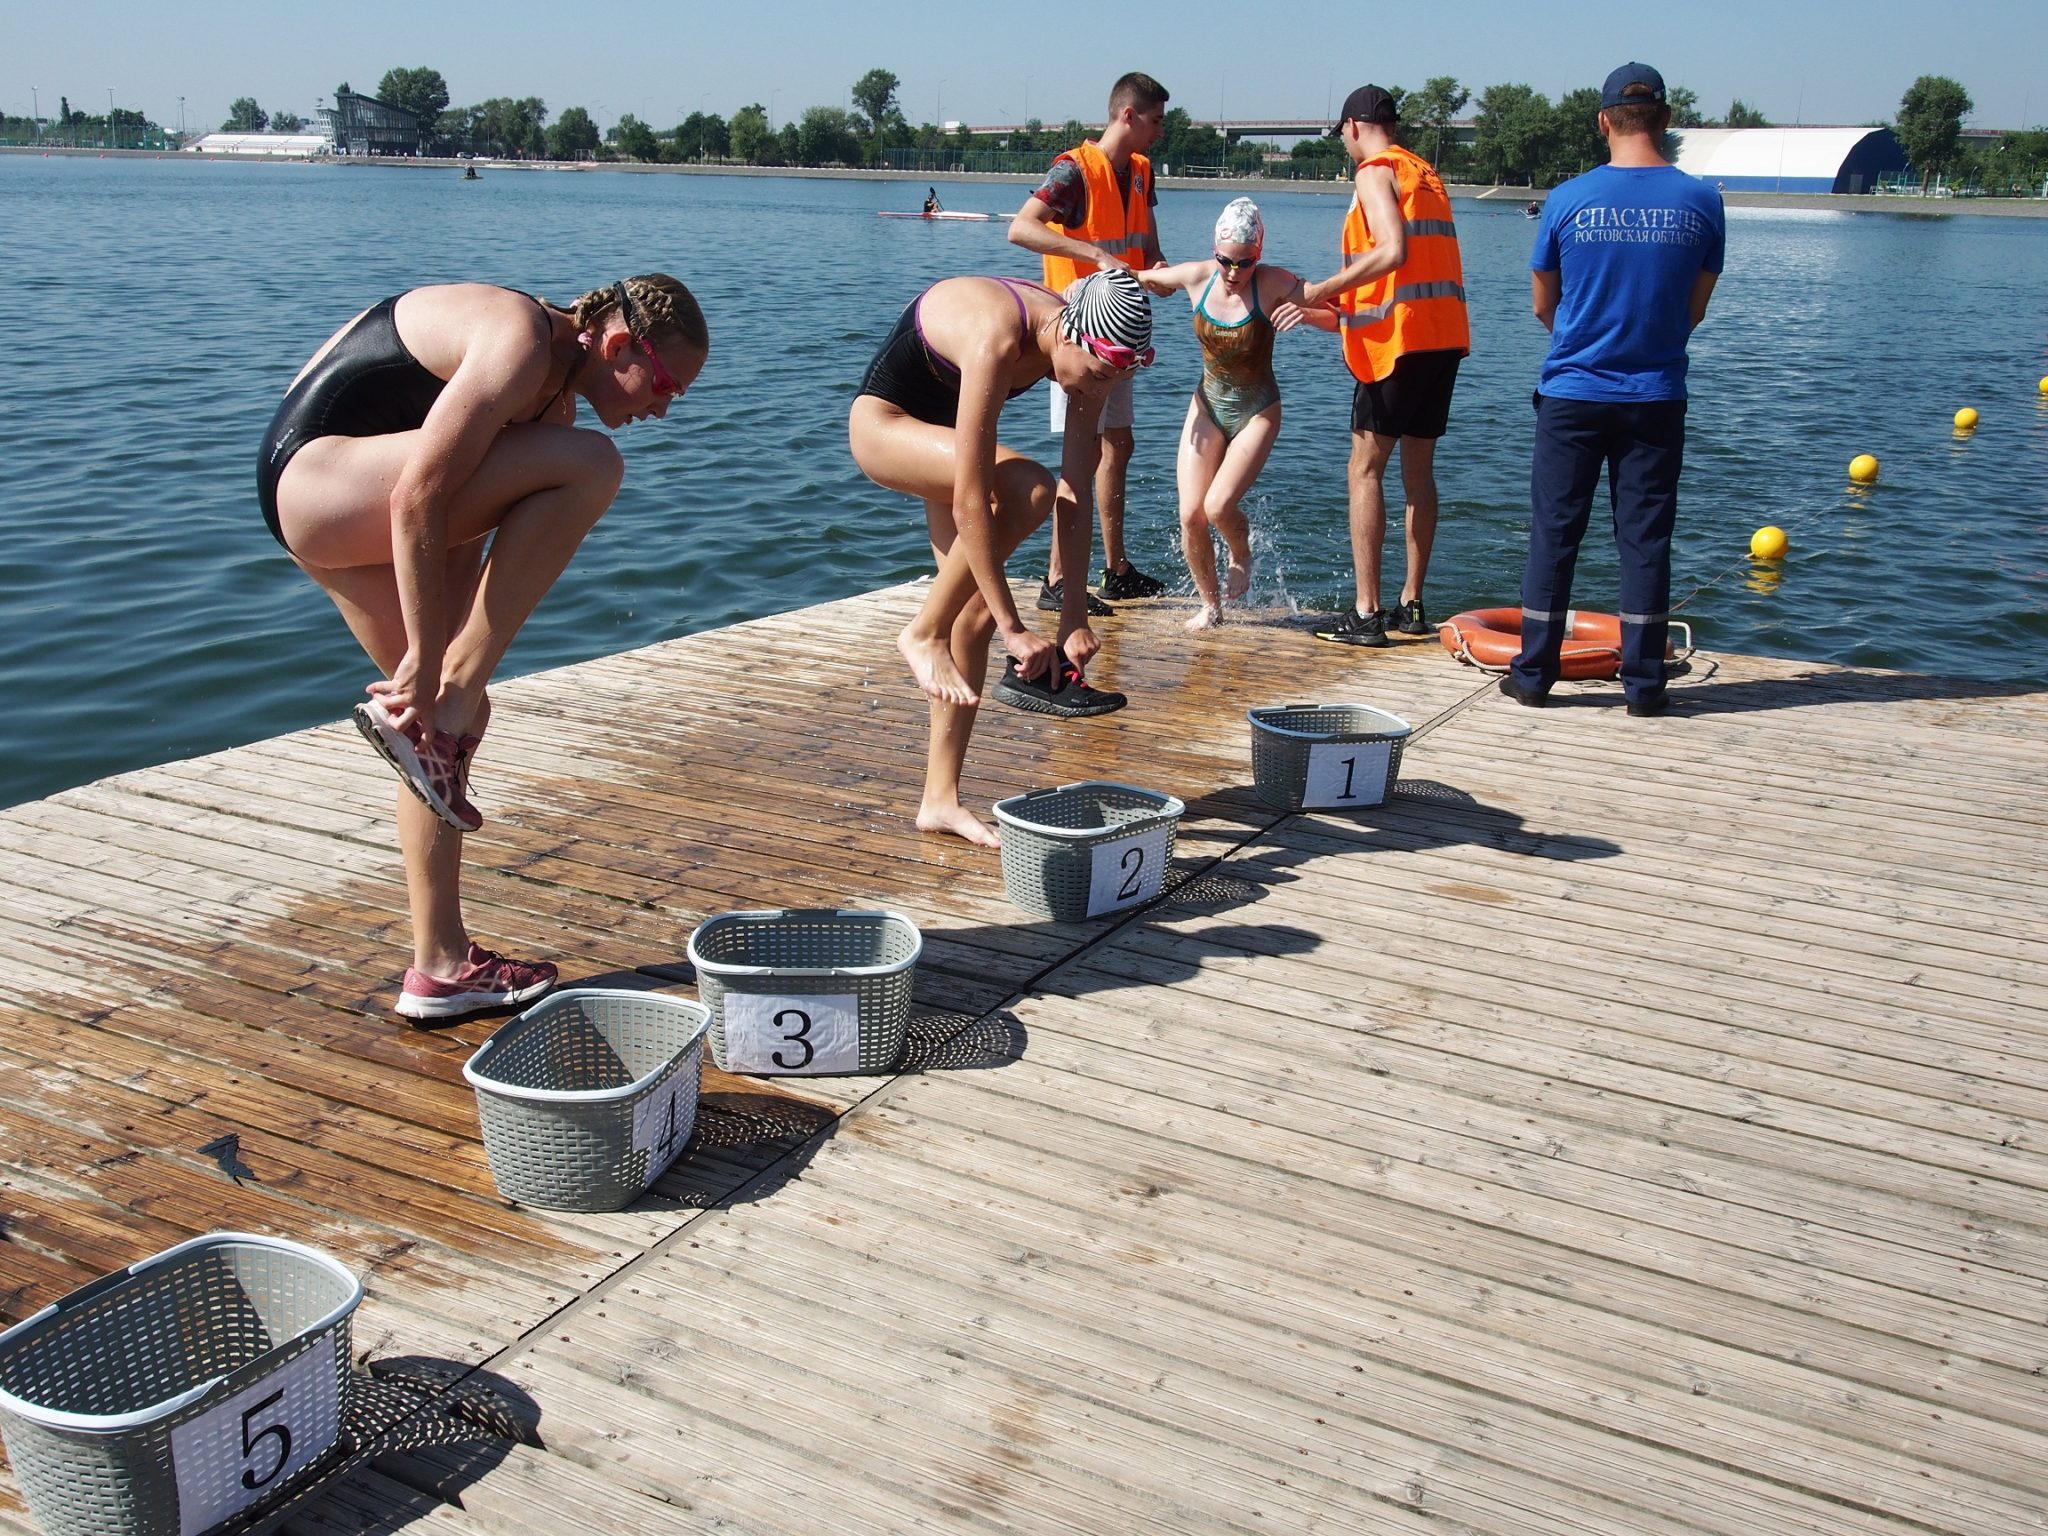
left=170, top=1332, right=342, bottom=1534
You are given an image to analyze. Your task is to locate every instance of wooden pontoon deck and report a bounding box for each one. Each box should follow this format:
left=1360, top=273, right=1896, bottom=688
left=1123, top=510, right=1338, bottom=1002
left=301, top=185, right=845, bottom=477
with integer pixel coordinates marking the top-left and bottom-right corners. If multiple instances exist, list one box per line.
left=2, top=583, right=2044, bottom=1535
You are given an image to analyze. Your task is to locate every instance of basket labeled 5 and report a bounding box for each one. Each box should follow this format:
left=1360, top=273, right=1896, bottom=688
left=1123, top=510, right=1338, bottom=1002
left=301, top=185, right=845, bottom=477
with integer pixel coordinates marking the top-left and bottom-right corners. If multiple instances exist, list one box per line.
left=689, top=909, right=922, bottom=1075
left=0, top=1232, right=362, bottom=1536
left=992, top=781, right=1185, bottom=923
left=1248, top=703, right=1412, bottom=811
left=463, top=989, right=710, bottom=1211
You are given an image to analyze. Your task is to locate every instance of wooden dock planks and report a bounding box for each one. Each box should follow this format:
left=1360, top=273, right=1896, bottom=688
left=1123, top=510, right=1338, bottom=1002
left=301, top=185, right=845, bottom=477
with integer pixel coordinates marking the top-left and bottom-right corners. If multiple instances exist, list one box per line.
left=1, top=582, right=2044, bottom=1534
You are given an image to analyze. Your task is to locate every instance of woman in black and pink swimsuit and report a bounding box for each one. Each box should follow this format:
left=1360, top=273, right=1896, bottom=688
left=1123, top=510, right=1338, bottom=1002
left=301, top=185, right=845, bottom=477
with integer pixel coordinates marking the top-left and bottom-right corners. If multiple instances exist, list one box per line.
left=848, top=268, right=1154, bottom=847
left=260, top=277, right=707, bottom=1020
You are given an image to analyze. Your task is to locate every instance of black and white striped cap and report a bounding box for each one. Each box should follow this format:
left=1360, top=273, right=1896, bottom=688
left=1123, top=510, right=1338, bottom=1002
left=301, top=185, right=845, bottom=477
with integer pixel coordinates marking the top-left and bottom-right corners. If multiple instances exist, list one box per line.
left=1059, top=268, right=1153, bottom=353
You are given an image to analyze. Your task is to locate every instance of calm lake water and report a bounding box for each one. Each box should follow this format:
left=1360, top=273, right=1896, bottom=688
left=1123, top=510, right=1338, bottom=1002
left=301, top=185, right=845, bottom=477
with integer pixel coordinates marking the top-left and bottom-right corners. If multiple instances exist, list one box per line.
left=3, top=156, right=2046, bottom=806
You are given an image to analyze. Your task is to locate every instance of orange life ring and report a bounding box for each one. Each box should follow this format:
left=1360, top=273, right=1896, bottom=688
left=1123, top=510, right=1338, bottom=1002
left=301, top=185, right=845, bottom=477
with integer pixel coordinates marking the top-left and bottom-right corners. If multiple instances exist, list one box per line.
left=1439, top=607, right=1631, bottom=681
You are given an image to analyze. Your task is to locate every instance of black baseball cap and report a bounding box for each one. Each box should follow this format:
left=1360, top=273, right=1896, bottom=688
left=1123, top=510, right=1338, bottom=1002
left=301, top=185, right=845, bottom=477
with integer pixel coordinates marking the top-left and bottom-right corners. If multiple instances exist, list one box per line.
left=1333, top=85, right=1398, bottom=133
left=1600, top=62, right=1666, bottom=109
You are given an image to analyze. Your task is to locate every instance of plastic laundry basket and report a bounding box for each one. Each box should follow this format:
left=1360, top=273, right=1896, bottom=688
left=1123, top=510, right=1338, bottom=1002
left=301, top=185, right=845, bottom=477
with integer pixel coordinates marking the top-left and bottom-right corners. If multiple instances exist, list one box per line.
left=992, top=781, right=1184, bottom=922
left=0, top=1232, right=362, bottom=1536
left=1248, top=703, right=1412, bottom=811
left=689, top=909, right=921, bottom=1075
left=463, top=989, right=709, bottom=1211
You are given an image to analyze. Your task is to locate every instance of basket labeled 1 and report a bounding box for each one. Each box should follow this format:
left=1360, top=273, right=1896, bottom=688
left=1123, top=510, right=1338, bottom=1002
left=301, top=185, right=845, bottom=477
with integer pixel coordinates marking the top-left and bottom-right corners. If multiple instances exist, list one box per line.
left=463, top=989, right=710, bottom=1212
left=0, top=1232, right=363, bottom=1536
left=1248, top=703, right=1412, bottom=811
left=689, top=909, right=921, bottom=1075
left=992, top=781, right=1184, bottom=922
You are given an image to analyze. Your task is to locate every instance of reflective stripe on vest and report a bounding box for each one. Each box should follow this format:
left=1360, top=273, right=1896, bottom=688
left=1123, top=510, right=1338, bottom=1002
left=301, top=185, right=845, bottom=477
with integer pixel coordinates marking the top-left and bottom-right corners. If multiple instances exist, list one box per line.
left=1338, top=280, right=1469, bottom=327
left=1338, top=143, right=1470, bottom=382
left=1041, top=141, right=1153, bottom=293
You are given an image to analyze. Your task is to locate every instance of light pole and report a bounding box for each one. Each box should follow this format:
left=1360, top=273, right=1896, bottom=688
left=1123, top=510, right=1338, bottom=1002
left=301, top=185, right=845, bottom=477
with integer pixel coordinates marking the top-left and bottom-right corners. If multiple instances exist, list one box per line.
left=30, top=86, right=37, bottom=144
left=109, top=87, right=116, bottom=149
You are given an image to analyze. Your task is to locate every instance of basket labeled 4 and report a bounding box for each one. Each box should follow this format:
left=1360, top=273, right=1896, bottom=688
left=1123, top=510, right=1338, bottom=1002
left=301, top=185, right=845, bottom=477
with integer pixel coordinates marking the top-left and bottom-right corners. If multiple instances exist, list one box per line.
left=1248, top=703, right=1412, bottom=811
left=689, top=909, right=921, bottom=1075
left=0, top=1232, right=363, bottom=1536
left=463, top=989, right=710, bottom=1211
left=992, top=781, right=1184, bottom=922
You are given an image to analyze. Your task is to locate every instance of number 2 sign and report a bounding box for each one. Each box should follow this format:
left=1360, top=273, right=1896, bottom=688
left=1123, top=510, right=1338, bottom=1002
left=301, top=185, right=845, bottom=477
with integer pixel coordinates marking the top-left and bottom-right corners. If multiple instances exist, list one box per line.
left=169, top=1332, right=341, bottom=1535
left=1086, top=824, right=1170, bottom=916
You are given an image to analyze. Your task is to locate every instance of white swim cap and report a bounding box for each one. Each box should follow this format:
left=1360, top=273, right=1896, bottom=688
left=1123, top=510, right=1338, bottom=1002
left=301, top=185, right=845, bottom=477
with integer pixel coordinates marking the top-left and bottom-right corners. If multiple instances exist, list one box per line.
left=1214, top=197, right=1264, bottom=247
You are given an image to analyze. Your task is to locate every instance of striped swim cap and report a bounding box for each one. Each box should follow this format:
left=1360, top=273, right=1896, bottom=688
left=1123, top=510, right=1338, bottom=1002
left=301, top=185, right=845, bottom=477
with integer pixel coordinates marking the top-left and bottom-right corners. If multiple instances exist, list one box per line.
left=1059, top=267, right=1153, bottom=354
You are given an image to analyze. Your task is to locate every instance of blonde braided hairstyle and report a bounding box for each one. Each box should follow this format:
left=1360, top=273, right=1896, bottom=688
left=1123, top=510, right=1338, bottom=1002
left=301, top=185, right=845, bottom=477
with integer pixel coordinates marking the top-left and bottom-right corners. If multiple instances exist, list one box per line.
left=555, top=273, right=709, bottom=357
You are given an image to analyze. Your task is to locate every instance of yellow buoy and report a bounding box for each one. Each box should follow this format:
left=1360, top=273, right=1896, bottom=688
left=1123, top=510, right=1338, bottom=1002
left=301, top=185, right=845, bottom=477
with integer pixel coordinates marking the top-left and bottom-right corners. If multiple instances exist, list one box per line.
left=1848, top=454, right=1879, bottom=484
left=2039, top=376, right=2048, bottom=396
left=1954, top=407, right=1979, bottom=430
left=1749, top=526, right=1788, bottom=560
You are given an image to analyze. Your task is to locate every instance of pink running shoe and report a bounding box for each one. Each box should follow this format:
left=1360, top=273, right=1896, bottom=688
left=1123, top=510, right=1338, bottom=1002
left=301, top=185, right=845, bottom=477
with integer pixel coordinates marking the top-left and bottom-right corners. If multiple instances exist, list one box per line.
left=352, top=699, right=483, bottom=832
left=396, top=943, right=558, bottom=1021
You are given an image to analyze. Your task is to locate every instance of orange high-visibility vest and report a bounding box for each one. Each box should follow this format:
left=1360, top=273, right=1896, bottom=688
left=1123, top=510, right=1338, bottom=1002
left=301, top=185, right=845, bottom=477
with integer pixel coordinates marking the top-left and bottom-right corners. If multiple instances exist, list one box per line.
left=1339, top=143, right=1469, bottom=383
left=1041, top=140, right=1154, bottom=291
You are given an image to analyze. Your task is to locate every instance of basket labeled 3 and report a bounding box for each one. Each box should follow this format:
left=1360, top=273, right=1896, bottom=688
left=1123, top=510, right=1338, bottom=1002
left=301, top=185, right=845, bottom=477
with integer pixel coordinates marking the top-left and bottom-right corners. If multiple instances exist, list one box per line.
left=992, top=781, right=1184, bottom=923
left=1249, top=703, right=1412, bottom=811
left=463, top=989, right=709, bottom=1211
left=689, top=909, right=921, bottom=1075
left=0, top=1232, right=363, bottom=1536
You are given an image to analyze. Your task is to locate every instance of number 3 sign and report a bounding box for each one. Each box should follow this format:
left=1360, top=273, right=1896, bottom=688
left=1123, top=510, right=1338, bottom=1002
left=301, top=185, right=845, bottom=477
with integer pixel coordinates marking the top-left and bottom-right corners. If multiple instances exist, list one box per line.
left=723, top=992, right=861, bottom=1075
left=169, top=1333, right=341, bottom=1535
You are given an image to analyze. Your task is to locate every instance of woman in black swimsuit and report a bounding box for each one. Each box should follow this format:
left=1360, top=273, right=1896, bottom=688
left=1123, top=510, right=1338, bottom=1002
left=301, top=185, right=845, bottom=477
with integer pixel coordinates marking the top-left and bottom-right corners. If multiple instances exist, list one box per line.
left=848, top=268, right=1153, bottom=847
left=260, top=277, right=707, bottom=1020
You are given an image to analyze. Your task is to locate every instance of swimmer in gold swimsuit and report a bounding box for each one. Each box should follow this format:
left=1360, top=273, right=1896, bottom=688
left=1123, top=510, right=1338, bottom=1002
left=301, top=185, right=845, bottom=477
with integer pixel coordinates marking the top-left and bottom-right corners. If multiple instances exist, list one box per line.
left=1138, top=199, right=1335, bottom=629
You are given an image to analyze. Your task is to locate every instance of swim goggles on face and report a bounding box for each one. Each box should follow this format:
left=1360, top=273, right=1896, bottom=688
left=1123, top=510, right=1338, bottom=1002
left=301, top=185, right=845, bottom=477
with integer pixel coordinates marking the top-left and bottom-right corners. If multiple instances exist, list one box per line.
left=1078, top=334, right=1156, bottom=372
left=613, top=281, right=684, bottom=396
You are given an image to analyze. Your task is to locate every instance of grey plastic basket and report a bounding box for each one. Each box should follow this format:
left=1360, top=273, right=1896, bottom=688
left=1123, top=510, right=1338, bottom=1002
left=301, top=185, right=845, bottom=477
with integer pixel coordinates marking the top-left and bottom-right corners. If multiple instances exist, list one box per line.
left=689, top=909, right=921, bottom=1075
left=0, top=1232, right=362, bottom=1536
left=992, top=780, right=1185, bottom=923
left=462, top=989, right=709, bottom=1211
left=1249, top=703, right=1412, bottom=811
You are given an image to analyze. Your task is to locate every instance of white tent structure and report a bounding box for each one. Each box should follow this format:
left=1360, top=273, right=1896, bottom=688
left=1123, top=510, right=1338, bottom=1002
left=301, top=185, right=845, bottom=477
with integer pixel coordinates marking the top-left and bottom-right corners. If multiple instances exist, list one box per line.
left=1669, top=126, right=1906, bottom=194
left=184, top=132, right=332, bottom=159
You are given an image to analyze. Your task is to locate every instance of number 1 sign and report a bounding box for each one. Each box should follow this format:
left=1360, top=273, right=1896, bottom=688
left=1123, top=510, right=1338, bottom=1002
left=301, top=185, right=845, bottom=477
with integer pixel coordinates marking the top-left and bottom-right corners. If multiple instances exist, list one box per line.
left=1302, top=739, right=1393, bottom=809
left=169, top=1333, right=341, bottom=1535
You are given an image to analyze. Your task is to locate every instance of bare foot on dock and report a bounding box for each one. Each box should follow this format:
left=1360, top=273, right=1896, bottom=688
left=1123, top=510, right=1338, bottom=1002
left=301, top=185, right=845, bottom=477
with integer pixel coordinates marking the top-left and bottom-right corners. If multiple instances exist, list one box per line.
left=917, top=800, right=1001, bottom=847
left=1223, top=559, right=1251, bottom=601
left=1185, top=603, right=1223, bottom=632
left=898, top=627, right=978, bottom=706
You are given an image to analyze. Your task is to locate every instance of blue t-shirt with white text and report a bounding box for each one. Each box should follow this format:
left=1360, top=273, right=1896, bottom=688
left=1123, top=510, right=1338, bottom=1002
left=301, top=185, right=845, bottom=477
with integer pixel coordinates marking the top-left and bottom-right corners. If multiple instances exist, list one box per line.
left=1529, top=164, right=1725, bottom=401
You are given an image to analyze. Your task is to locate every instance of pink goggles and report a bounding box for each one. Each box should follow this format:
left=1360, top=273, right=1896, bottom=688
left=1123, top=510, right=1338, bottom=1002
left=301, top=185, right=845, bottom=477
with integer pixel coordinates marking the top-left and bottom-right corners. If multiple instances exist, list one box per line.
left=1079, top=333, right=1155, bottom=371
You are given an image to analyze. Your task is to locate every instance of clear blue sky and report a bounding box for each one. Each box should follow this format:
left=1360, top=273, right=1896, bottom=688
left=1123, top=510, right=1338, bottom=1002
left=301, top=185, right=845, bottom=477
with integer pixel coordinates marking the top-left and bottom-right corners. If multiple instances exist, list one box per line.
left=10, top=0, right=2045, bottom=135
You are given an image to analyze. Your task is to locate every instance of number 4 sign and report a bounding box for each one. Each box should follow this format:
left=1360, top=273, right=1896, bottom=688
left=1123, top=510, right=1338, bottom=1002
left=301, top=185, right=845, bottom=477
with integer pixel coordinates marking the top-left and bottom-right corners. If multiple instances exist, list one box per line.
left=169, top=1332, right=341, bottom=1535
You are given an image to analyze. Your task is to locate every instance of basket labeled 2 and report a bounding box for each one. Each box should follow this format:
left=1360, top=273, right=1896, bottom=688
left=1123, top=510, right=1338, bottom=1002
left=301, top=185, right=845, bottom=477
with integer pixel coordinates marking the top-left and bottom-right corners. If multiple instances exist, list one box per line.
left=0, top=1232, right=363, bottom=1536
left=463, top=989, right=710, bottom=1212
left=1249, top=703, right=1412, bottom=811
left=689, top=909, right=921, bottom=1075
left=993, top=781, right=1185, bottom=922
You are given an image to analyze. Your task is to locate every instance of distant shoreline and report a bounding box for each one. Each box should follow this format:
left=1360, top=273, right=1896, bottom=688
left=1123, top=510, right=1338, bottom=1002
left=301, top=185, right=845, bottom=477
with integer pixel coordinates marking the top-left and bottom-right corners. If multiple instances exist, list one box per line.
left=9, top=145, right=2046, bottom=218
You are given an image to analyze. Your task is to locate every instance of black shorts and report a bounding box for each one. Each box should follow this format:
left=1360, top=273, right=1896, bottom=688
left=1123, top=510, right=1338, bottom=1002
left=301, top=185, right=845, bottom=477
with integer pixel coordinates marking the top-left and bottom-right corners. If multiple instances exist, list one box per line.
left=1350, top=348, right=1462, bottom=440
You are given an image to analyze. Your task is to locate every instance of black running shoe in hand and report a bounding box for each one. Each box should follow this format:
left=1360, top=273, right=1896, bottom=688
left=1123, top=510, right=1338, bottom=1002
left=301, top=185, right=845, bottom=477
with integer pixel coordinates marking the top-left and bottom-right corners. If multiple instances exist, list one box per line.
left=989, top=657, right=1128, bottom=718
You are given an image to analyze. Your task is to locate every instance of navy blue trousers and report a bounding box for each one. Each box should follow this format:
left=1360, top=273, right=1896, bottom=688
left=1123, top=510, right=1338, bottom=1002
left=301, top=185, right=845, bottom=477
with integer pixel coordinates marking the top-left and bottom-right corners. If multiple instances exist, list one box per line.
left=1513, top=393, right=1686, bottom=703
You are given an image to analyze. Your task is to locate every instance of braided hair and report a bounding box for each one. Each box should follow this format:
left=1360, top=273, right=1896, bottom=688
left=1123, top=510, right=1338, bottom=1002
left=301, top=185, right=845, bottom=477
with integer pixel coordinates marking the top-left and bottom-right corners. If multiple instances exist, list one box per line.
left=555, top=273, right=709, bottom=356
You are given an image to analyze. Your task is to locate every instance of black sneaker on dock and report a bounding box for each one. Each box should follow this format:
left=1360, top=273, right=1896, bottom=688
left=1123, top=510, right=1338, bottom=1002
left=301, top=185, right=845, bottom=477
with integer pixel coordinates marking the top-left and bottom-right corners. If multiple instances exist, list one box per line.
left=1387, top=596, right=1430, bottom=636
left=1038, top=580, right=1114, bottom=617
left=1100, top=562, right=1168, bottom=600
left=1312, top=606, right=1389, bottom=647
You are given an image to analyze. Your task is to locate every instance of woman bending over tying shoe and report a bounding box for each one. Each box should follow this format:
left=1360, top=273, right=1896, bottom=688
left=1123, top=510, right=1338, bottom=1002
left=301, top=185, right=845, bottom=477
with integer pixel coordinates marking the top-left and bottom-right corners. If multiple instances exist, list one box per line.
left=847, top=268, right=1154, bottom=847
left=1137, top=198, right=1334, bottom=630
left=258, top=277, right=707, bottom=1019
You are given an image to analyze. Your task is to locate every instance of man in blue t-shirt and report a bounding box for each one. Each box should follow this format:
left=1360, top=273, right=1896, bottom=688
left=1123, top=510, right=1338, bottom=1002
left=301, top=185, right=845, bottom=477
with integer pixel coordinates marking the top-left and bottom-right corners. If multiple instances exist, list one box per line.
left=1503, top=62, right=1724, bottom=716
